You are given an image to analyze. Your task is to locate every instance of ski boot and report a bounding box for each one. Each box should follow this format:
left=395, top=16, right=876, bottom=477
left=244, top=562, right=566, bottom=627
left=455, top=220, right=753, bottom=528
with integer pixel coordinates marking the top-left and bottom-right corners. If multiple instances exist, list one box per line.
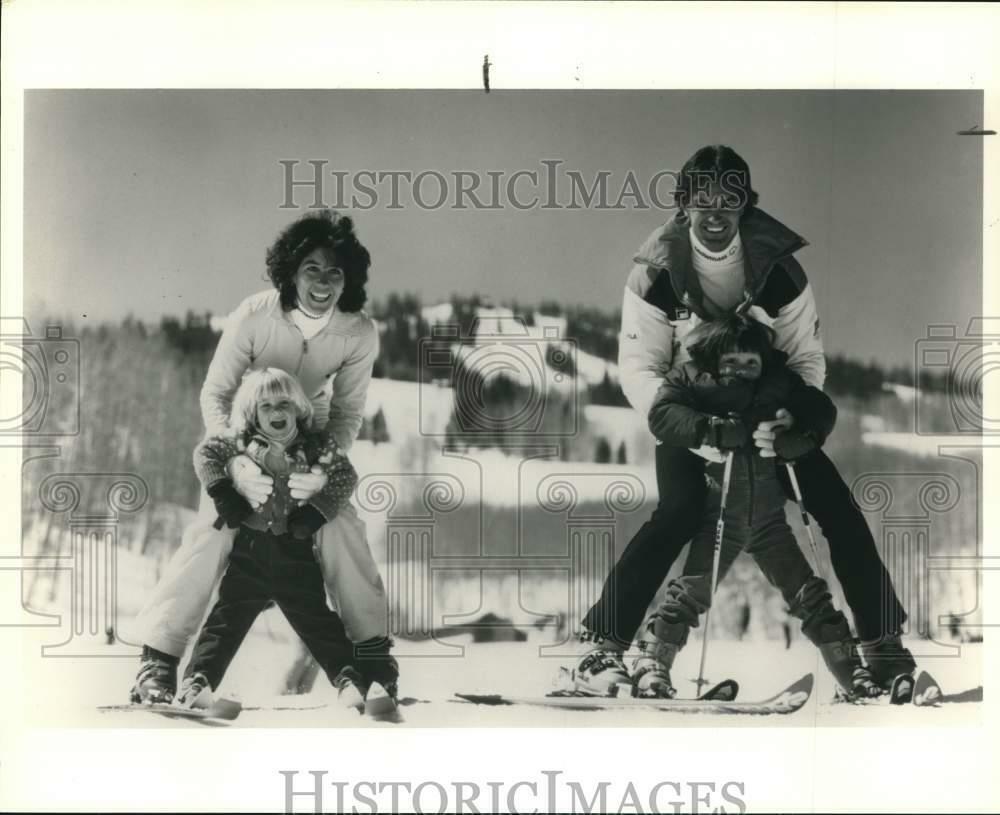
left=811, top=618, right=882, bottom=701
left=176, top=671, right=215, bottom=709
left=355, top=638, right=400, bottom=716
left=860, top=631, right=917, bottom=694
left=129, top=645, right=179, bottom=705
left=332, top=666, right=367, bottom=713
left=793, top=578, right=882, bottom=701
left=630, top=617, right=684, bottom=699
left=555, top=631, right=631, bottom=697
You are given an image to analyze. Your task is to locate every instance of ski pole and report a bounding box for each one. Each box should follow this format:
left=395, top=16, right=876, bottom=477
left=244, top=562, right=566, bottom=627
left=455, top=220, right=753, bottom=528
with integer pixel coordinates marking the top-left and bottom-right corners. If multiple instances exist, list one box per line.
left=694, top=449, right=735, bottom=694
left=784, top=462, right=823, bottom=574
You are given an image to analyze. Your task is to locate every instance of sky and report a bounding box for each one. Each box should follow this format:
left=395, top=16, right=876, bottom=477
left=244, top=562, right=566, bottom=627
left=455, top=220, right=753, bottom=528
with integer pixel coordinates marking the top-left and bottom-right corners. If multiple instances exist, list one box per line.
left=22, top=90, right=983, bottom=368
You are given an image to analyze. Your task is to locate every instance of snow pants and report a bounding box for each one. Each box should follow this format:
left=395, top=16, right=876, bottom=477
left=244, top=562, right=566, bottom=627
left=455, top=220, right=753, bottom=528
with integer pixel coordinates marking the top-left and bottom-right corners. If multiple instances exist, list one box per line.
left=186, top=527, right=355, bottom=690
left=134, top=485, right=388, bottom=657
left=583, top=444, right=905, bottom=647
left=651, top=453, right=846, bottom=647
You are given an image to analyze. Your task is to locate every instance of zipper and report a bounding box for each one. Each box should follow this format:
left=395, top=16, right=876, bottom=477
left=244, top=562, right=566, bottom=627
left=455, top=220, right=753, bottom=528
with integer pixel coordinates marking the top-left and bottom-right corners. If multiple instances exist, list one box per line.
left=289, top=321, right=308, bottom=376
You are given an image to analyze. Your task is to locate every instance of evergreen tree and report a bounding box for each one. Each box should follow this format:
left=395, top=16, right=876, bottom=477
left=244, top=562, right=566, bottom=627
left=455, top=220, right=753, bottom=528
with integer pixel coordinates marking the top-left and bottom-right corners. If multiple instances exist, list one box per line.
left=594, top=436, right=612, bottom=463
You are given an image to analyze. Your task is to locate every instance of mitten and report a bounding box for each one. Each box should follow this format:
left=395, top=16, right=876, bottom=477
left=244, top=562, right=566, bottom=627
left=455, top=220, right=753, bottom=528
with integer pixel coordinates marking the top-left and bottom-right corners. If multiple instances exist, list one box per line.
left=288, top=503, right=327, bottom=540
left=703, top=416, right=749, bottom=451
left=207, top=479, right=254, bottom=529
left=773, top=430, right=818, bottom=462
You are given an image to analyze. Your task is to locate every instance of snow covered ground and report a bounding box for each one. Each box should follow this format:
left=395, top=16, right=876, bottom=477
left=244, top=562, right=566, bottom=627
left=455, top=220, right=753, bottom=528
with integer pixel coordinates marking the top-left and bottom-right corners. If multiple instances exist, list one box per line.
left=18, top=607, right=983, bottom=730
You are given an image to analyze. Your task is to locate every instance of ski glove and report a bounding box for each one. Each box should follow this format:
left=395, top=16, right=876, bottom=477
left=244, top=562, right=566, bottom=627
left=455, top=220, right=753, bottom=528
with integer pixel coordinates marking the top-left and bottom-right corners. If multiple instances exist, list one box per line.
left=288, top=503, right=327, bottom=540
left=207, top=479, right=254, bottom=530
left=773, top=430, right=818, bottom=462
left=703, top=416, right=749, bottom=451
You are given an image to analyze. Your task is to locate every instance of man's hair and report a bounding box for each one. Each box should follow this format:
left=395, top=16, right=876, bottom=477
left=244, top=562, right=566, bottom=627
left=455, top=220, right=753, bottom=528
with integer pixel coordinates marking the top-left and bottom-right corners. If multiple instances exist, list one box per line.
left=265, top=210, right=370, bottom=313
left=673, top=144, right=759, bottom=212
left=685, top=314, right=776, bottom=374
left=230, top=368, right=313, bottom=437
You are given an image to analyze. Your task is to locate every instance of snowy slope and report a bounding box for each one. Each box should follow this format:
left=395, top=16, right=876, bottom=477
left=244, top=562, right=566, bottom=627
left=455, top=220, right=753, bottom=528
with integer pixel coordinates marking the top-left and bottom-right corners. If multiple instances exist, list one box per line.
left=38, top=622, right=984, bottom=729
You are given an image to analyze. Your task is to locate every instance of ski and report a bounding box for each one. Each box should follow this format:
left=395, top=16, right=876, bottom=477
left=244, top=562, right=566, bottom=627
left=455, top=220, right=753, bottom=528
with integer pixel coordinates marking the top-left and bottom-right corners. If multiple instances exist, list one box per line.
left=364, top=682, right=403, bottom=721
left=454, top=673, right=812, bottom=716
left=888, top=672, right=914, bottom=704
left=100, top=697, right=243, bottom=724
left=550, top=676, right=738, bottom=702
left=834, top=671, right=951, bottom=707
left=912, top=670, right=943, bottom=707
left=834, top=672, right=919, bottom=706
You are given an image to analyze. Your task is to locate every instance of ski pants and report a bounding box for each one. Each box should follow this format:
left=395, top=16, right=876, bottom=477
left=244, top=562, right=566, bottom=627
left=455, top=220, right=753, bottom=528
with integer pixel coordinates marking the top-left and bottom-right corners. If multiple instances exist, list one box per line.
left=582, top=443, right=905, bottom=647
left=650, top=454, right=846, bottom=648
left=134, top=485, right=388, bottom=657
left=185, top=528, right=355, bottom=690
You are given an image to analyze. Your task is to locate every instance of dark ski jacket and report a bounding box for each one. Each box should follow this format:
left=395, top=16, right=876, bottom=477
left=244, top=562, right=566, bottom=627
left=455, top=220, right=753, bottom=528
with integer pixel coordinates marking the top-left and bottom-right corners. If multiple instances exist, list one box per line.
left=647, top=349, right=837, bottom=451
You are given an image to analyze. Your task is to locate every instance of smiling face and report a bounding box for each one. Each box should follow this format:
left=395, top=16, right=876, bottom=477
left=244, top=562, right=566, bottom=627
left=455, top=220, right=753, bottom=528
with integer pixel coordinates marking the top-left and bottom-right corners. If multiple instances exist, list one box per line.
left=293, top=247, right=345, bottom=315
left=255, top=395, right=297, bottom=441
left=685, top=183, right=745, bottom=253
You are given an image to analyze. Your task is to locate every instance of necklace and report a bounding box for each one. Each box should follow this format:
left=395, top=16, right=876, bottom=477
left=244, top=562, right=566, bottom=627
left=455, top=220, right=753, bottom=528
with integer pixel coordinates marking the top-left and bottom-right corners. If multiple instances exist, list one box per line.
left=296, top=306, right=327, bottom=320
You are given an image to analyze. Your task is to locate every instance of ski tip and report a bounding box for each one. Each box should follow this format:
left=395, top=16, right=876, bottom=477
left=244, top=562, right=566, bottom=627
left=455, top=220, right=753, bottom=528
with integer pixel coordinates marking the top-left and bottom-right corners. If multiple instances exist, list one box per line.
left=912, top=670, right=943, bottom=707
left=693, top=678, right=739, bottom=701
left=454, top=693, right=514, bottom=706
left=203, top=697, right=243, bottom=720
left=786, top=673, right=815, bottom=697
left=364, top=682, right=400, bottom=719
left=889, top=673, right=915, bottom=705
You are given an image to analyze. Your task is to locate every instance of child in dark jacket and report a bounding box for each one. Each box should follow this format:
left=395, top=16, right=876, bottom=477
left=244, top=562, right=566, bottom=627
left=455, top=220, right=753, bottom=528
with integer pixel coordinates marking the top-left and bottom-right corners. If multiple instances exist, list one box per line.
left=634, top=315, right=881, bottom=700
left=172, top=368, right=395, bottom=710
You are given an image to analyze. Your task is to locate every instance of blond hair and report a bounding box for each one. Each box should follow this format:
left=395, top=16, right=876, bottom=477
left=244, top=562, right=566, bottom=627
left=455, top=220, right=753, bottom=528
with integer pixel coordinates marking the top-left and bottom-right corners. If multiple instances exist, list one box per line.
left=230, top=368, right=313, bottom=437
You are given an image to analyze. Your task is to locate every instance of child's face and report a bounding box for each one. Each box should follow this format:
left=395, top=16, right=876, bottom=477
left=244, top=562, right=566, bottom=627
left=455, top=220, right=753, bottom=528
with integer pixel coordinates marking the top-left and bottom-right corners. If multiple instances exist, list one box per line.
left=256, top=396, right=297, bottom=439
left=718, top=351, right=762, bottom=383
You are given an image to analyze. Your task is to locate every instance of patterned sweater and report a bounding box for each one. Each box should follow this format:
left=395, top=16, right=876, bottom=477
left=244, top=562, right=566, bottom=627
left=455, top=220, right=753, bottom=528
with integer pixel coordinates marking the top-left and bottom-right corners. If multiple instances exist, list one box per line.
left=194, top=426, right=358, bottom=534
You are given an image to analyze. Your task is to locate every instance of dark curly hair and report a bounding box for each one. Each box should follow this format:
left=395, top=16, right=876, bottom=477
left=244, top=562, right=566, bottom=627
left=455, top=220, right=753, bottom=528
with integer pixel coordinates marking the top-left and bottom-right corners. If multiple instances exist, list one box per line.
left=265, top=210, right=370, bottom=313
left=686, top=313, right=776, bottom=375
left=673, top=144, right=759, bottom=213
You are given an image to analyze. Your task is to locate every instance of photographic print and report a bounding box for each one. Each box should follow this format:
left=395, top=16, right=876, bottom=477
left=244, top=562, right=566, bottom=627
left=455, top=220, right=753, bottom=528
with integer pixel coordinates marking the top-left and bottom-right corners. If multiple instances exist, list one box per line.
left=2, top=3, right=998, bottom=813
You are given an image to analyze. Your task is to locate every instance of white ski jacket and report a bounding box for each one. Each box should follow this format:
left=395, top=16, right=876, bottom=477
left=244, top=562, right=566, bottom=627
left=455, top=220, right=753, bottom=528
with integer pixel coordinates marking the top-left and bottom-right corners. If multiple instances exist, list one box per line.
left=619, top=208, right=825, bottom=424
left=200, top=289, right=378, bottom=451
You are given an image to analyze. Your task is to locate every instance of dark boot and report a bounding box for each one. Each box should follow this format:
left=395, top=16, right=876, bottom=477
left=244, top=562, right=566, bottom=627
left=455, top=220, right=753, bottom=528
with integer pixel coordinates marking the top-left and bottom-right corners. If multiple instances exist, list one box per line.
left=130, top=645, right=179, bottom=704
left=792, top=578, right=881, bottom=699
left=355, top=637, right=399, bottom=701
left=332, top=666, right=366, bottom=712
left=860, top=632, right=917, bottom=690
left=812, top=617, right=880, bottom=698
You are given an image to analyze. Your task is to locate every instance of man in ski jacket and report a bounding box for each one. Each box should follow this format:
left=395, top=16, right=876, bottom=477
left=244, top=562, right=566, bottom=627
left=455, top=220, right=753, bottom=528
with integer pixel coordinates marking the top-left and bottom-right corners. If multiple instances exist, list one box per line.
left=567, top=144, right=915, bottom=696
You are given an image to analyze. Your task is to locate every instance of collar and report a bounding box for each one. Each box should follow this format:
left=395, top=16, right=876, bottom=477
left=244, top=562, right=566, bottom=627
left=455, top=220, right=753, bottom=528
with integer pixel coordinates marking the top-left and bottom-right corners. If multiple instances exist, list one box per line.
left=633, top=208, right=808, bottom=317
left=267, top=294, right=342, bottom=335
left=246, top=429, right=305, bottom=453
left=691, top=230, right=744, bottom=266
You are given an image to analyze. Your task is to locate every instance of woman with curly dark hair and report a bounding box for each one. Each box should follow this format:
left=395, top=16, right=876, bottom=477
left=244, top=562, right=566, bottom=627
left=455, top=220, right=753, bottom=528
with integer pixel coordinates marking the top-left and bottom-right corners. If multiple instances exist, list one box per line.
left=130, top=210, right=397, bottom=709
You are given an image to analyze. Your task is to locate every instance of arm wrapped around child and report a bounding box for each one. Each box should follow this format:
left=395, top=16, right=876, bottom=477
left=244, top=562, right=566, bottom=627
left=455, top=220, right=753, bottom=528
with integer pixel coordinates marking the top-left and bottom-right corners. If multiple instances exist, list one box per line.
left=769, top=368, right=838, bottom=462
left=647, top=364, right=751, bottom=452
